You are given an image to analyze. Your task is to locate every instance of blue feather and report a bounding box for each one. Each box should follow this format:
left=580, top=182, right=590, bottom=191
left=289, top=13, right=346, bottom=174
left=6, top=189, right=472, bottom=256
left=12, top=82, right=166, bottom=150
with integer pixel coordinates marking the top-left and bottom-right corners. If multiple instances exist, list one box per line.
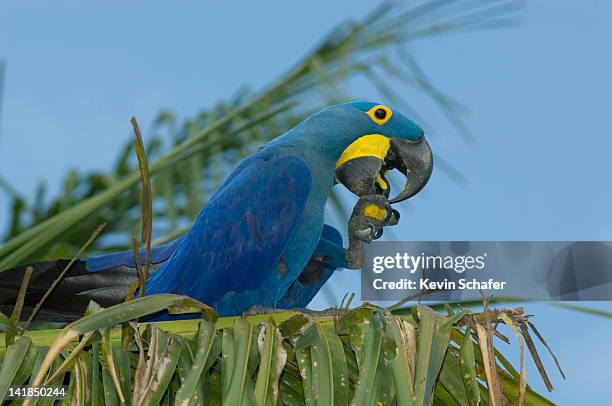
left=144, top=151, right=312, bottom=315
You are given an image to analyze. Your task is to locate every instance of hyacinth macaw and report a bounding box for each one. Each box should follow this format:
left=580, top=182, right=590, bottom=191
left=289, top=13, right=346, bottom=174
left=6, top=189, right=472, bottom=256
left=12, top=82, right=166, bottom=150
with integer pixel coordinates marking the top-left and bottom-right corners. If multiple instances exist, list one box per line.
left=0, top=102, right=432, bottom=321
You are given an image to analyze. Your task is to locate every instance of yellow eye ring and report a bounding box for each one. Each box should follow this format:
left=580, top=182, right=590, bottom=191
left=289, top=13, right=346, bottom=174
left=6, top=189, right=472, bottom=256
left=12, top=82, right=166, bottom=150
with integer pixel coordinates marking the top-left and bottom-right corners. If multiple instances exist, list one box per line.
left=367, top=105, right=392, bottom=125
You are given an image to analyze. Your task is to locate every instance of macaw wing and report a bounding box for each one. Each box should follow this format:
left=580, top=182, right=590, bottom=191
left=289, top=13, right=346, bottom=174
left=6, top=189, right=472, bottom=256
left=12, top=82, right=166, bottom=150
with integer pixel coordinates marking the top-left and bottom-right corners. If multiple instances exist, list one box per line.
left=145, top=154, right=313, bottom=306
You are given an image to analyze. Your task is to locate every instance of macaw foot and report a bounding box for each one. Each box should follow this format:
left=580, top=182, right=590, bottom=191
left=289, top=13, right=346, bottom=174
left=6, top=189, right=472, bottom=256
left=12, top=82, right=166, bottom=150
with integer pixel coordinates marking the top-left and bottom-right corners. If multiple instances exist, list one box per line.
left=242, top=305, right=288, bottom=316
left=243, top=305, right=338, bottom=317
left=283, top=307, right=338, bottom=316
left=346, top=195, right=399, bottom=269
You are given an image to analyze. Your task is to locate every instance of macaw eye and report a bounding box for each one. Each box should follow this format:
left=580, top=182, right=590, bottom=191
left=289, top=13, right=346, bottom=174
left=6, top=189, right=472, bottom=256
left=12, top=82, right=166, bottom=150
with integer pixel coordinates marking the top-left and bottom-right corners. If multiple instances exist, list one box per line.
left=367, top=105, right=392, bottom=125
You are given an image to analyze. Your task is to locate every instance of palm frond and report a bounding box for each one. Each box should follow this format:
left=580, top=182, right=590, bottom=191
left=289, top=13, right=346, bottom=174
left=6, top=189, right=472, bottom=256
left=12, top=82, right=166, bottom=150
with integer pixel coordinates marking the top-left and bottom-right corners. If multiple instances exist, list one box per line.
left=0, top=299, right=557, bottom=405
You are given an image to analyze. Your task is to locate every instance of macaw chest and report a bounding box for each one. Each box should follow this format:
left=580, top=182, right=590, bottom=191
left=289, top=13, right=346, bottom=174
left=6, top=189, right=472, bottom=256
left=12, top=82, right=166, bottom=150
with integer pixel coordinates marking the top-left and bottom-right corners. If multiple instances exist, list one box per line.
left=272, top=193, right=327, bottom=294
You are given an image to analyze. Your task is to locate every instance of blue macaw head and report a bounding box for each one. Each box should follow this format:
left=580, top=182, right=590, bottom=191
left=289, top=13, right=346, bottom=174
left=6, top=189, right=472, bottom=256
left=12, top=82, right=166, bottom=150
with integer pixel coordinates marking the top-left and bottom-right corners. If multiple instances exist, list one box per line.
left=315, top=101, right=433, bottom=204
left=338, top=101, right=425, bottom=141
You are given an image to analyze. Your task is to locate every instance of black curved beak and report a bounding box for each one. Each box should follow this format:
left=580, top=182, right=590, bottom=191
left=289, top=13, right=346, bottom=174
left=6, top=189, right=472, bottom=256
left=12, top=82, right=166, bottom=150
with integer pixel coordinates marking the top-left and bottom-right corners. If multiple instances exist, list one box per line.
left=386, top=137, right=433, bottom=203
left=335, top=136, right=433, bottom=204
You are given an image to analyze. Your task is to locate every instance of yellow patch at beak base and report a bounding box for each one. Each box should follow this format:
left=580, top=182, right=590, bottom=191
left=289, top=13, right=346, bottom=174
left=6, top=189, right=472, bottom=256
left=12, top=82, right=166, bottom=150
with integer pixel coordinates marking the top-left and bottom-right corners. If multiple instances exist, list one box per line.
left=335, top=134, right=391, bottom=169
left=376, top=175, right=388, bottom=190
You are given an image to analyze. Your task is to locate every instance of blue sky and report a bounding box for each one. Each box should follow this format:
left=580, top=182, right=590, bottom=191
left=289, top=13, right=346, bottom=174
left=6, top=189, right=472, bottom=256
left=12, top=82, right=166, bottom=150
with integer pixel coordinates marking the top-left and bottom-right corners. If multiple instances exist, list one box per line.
left=1, top=1, right=611, bottom=403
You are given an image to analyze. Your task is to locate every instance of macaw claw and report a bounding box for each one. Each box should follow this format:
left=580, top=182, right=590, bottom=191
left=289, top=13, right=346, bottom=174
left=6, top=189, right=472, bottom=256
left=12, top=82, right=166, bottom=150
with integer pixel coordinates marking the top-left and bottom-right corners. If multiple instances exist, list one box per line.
left=243, top=305, right=337, bottom=316
left=345, top=195, right=399, bottom=269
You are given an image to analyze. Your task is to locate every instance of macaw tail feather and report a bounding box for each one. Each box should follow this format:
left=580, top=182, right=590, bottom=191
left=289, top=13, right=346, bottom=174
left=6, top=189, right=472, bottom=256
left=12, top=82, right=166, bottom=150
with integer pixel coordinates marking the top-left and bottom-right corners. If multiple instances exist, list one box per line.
left=0, top=239, right=180, bottom=322
left=0, top=260, right=136, bottom=322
